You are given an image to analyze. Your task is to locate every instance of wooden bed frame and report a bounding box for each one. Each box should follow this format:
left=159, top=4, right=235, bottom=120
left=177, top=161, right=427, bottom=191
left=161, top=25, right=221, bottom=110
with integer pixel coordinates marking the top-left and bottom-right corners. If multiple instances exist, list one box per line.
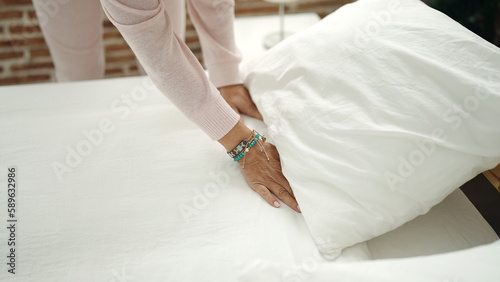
left=484, top=164, right=500, bottom=192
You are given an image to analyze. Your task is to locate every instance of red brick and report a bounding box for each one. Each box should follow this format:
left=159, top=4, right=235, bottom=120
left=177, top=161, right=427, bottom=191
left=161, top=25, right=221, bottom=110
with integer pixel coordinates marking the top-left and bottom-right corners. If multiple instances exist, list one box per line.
left=1, top=37, right=46, bottom=48
left=28, top=10, right=38, bottom=19
left=0, top=40, right=12, bottom=48
left=185, top=34, right=200, bottom=44
left=0, top=11, right=23, bottom=20
left=103, top=20, right=115, bottom=28
left=106, top=54, right=136, bottom=63
left=105, top=68, right=123, bottom=75
left=0, top=74, right=52, bottom=86
left=10, top=62, right=54, bottom=72
left=297, top=0, right=354, bottom=10
left=0, top=0, right=359, bottom=80
left=0, top=51, right=24, bottom=60
left=0, top=0, right=33, bottom=6
left=24, top=37, right=46, bottom=45
left=103, top=31, right=123, bottom=39
left=105, top=44, right=131, bottom=52
left=235, top=6, right=279, bottom=16
left=190, top=47, right=202, bottom=56
left=30, top=48, right=51, bottom=58
left=318, top=12, right=332, bottom=19
left=9, top=25, right=41, bottom=34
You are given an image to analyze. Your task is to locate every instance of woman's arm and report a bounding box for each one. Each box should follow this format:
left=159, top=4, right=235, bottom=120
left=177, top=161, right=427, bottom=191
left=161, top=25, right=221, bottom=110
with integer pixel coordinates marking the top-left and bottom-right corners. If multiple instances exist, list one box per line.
left=187, top=0, right=242, bottom=88
left=188, top=0, right=263, bottom=120
left=101, top=0, right=239, bottom=140
left=100, top=0, right=299, bottom=212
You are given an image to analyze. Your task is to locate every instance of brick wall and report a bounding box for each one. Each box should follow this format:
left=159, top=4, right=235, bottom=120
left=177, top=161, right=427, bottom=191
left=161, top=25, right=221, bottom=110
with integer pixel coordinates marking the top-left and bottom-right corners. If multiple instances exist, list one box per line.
left=0, top=0, right=350, bottom=86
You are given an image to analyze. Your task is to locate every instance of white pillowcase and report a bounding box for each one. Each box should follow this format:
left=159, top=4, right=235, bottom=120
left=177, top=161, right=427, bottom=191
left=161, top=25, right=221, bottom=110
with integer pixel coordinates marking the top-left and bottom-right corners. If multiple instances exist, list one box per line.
left=245, top=0, right=500, bottom=259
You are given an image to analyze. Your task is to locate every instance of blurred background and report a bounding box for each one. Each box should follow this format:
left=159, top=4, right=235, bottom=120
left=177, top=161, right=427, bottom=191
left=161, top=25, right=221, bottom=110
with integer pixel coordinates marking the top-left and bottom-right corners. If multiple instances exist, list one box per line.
left=0, top=0, right=498, bottom=86
left=429, top=0, right=499, bottom=45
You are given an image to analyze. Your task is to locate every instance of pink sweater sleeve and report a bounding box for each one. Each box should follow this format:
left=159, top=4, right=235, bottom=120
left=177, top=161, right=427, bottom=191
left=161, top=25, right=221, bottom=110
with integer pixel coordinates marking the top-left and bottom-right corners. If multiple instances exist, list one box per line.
left=187, top=0, right=243, bottom=87
left=100, top=0, right=240, bottom=140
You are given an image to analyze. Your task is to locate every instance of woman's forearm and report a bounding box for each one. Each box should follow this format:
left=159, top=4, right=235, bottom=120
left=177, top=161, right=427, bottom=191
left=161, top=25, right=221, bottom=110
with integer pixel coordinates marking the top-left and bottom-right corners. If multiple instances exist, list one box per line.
left=100, top=0, right=240, bottom=140
left=218, top=119, right=253, bottom=151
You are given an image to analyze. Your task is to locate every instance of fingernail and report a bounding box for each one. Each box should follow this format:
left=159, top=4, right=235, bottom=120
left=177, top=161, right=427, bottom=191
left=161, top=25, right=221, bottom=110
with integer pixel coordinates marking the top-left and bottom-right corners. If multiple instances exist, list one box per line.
left=297, top=205, right=301, bottom=212
left=273, top=201, right=280, bottom=208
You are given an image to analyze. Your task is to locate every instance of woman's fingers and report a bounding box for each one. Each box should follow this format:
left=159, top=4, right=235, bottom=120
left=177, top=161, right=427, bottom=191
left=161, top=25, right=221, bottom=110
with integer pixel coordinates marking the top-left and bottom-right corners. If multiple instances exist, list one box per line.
left=273, top=168, right=295, bottom=199
left=218, top=122, right=298, bottom=212
left=268, top=182, right=300, bottom=213
left=253, top=184, right=281, bottom=208
left=252, top=183, right=300, bottom=212
left=241, top=98, right=263, bottom=120
left=218, top=84, right=263, bottom=120
left=239, top=141, right=301, bottom=213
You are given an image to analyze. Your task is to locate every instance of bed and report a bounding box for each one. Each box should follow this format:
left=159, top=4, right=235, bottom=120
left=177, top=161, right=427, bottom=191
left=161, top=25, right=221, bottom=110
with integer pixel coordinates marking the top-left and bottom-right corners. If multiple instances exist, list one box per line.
left=1, top=0, right=499, bottom=281
left=0, top=76, right=498, bottom=281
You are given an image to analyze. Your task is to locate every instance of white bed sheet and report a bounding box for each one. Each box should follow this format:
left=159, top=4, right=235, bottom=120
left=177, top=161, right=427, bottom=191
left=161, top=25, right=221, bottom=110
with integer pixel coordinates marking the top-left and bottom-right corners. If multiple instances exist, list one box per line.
left=368, top=188, right=498, bottom=259
left=239, top=240, right=500, bottom=282
left=0, top=77, right=497, bottom=281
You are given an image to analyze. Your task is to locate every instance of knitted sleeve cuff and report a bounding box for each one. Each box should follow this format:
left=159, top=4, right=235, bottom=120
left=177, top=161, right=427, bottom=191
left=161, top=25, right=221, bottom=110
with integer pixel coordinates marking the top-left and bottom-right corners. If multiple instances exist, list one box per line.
left=191, top=85, right=241, bottom=140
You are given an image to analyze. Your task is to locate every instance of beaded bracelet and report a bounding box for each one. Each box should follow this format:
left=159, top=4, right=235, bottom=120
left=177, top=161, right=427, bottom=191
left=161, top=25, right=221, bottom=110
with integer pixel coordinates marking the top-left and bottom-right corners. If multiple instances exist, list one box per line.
left=233, top=133, right=260, bottom=162
left=227, top=130, right=257, bottom=158
left=227, top=139, right=248, bottom=159
left=228, top=130, right=269, bottom=168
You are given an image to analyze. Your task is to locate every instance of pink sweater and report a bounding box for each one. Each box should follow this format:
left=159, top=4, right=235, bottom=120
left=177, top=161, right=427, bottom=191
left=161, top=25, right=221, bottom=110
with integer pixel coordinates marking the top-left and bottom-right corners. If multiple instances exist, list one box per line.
left=101, top=0, right=241, bottom=140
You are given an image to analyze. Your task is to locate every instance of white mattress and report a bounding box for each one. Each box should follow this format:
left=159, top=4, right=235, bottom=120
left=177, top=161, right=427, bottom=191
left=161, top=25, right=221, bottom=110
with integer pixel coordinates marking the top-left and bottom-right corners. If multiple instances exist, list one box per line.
left=0, top=76, right=497, bottom=281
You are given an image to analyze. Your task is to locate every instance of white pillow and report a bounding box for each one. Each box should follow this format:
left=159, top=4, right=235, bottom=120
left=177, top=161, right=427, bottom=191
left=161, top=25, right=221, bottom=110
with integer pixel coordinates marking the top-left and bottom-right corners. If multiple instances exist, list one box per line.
left=245, top=0, right=500, bottom=259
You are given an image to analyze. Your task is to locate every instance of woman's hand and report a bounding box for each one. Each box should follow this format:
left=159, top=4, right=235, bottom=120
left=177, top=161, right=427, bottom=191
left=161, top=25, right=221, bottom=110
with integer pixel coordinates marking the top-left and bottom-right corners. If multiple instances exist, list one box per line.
left=218, top=120, right=300, bottom=213
left=237, top=141, right=301, bottom=213
left=218, top=84, right=263, bottom=120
